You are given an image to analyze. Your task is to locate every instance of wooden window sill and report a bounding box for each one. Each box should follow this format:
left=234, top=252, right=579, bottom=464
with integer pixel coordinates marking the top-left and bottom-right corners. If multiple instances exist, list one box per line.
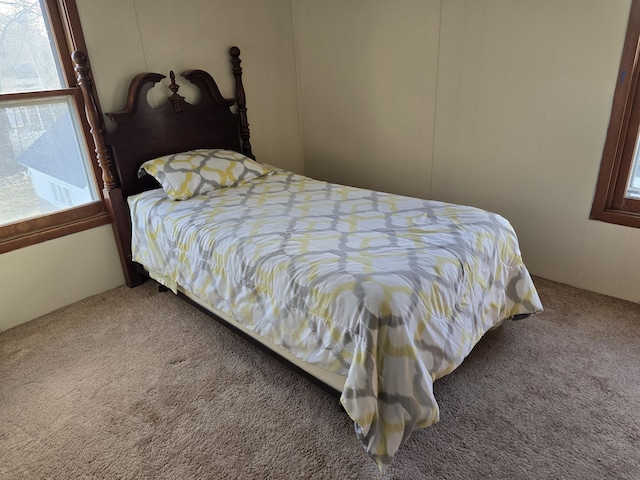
left=0, top=210, right=111, bottom=255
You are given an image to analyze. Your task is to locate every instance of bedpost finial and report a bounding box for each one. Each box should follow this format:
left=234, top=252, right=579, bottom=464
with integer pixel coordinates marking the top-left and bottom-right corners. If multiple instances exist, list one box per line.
left=229, top=46, right=253, bottom=159
left=169, top=70, right=179, bottom=95
left=71, top=50, right=87, bottom=66
left=168, top=70, right=185, bottom=113
left=72, top=50, right=90, bottom=86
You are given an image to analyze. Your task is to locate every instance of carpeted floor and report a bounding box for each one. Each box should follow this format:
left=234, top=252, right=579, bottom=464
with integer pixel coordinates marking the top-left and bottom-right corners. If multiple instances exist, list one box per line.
left=0, top=277, right=638, bottom=479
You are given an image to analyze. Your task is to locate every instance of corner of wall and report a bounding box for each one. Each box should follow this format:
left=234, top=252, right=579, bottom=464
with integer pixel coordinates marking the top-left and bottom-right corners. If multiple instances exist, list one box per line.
left=289, top=0, right=307, bottom=175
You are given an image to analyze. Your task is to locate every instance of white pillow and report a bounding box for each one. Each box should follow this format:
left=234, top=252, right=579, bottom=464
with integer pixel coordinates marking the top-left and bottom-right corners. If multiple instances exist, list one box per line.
left=139, top=149, right=272, bottom=200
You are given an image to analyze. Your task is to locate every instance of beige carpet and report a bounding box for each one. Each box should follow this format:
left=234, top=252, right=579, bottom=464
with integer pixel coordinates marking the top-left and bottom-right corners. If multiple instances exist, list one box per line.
left=1, top=277, right=638, bottom=479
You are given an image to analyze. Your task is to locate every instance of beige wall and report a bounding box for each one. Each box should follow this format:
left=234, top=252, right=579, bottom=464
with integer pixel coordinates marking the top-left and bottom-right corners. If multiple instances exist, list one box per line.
left=293, top=0, right=640, bottom=303
left=292, top=0, right=441, bottom=199
left=5, top=0, right=639, bottom=328
left=433, top=0, right=638, bottom=301
left=0, top=225, right=124, bottom=331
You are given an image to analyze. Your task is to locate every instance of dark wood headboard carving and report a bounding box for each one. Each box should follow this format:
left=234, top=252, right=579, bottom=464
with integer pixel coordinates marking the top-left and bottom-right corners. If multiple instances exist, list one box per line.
left=105, top=67, right=247, bottom=198
left=72, top=47, right=253, bottom=286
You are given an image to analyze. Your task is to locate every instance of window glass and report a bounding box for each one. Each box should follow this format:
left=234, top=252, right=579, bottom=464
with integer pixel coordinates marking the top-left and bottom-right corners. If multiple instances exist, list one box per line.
left=627, top=140, right=640, bottom=199
left=0, top=0, right=101, bottom=234
left=0, top=0, right=64, bottom=93
left=0, top=97, right=98, bottom=226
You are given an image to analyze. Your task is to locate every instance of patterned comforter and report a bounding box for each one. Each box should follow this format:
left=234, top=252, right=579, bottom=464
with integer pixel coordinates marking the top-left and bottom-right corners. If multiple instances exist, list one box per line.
left=128, top=167, right=543, bottom=471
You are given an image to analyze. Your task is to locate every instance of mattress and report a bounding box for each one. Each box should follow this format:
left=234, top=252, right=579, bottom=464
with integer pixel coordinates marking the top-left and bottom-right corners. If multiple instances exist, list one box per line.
left=170, top=280, right=347, bottom=392
left=128, top=167, right=543, bottom=470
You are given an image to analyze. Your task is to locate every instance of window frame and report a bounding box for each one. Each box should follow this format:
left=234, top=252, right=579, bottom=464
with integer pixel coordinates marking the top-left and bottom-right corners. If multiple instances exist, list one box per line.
left=591, top=0, right=640, bottom=228
left=0, top=0, right=109, bottom=254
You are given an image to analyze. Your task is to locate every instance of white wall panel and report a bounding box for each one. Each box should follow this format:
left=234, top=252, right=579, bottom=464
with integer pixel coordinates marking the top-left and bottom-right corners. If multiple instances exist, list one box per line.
left=292, top=0, right=441, bottom=200
left=433, top=0, right=637, bottom=301
left=293, top=0, right=639, bottom=303
left=0, top=225, right=123, bottom=331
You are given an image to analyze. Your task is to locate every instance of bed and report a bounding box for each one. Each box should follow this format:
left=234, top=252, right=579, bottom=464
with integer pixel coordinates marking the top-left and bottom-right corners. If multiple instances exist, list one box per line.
left=72, top=47, right=543, bottom=472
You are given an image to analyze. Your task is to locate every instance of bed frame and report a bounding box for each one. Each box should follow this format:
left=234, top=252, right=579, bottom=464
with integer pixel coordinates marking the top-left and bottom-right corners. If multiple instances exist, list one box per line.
left=72, top=48, right=542, bottom=470
left=72, top=48, right=342, bottom=396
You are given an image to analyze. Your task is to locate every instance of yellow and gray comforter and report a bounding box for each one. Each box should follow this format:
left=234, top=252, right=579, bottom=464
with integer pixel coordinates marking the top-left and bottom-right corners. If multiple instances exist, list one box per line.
left=129, top=168, right=543, bottom=471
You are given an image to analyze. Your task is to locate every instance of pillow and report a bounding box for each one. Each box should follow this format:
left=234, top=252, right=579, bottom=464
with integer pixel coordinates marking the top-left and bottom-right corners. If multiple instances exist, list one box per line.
left=139, top=148, right=272, bottom=200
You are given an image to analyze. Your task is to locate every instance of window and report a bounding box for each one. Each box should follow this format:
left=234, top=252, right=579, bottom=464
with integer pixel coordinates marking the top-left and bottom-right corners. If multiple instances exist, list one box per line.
left=591, top=0, right=640, bottom=228
left=0, top=0, right=108, bottom=253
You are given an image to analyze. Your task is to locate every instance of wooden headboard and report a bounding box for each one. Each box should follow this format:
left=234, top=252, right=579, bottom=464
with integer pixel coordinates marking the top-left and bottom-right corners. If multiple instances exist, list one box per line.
left=72, top=47, right=253, bottom=286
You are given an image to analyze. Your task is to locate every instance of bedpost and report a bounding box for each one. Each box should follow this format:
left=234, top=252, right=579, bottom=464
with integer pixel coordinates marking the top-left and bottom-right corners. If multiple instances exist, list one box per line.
left=72, top=50, right=144, bottom=288
left=72, top=51, right=116, bottom=191
left=229, top=46, right=254, bottom=159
